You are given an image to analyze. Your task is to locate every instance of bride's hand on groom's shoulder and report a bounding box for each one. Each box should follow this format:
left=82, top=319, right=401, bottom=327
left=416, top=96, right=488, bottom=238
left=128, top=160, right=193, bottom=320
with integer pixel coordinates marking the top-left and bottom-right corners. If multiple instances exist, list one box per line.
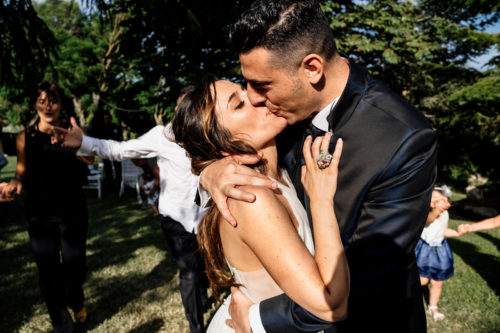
left=200, top=153, right=278, bottom=227
left=301, top=133, right=343, bottom=205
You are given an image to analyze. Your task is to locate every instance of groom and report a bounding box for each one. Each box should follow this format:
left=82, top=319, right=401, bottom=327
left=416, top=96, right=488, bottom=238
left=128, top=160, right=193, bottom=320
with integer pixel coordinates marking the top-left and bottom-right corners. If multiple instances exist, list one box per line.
left=200, top=1, right=437, bottom=332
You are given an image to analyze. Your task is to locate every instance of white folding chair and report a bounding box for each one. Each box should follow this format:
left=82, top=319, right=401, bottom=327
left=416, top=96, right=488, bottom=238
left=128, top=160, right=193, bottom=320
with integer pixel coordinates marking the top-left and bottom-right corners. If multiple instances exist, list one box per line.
left=82, top=165, right=103, bottom=199
left=119, top=159, right=143, bottom=204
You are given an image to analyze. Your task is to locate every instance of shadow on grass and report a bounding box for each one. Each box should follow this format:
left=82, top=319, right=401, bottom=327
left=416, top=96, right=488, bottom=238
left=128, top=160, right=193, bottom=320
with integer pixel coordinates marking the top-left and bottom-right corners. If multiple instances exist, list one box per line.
left=77, top=192, right=181, bottom=331
left=0, top=196, right=44, bottom=332
left=448, top=238, right=500, bottom=297
left=83, top=189, right=175, bottom=271
left=477, top=232, right=500, bottom=253
left=129, top=318, right=165, bottom=333
left=0, top=190, right=182, bottom=332
left=448, top=211, right=472, bottom=223
left=81, top=258, right=177, bottom=331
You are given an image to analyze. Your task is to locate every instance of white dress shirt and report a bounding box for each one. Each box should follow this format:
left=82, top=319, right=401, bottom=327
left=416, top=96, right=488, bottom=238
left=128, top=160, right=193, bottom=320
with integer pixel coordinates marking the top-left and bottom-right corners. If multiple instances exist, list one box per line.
left=312, top=97, right=339, bottom=132
left=78, top=124, right=207, bottom=233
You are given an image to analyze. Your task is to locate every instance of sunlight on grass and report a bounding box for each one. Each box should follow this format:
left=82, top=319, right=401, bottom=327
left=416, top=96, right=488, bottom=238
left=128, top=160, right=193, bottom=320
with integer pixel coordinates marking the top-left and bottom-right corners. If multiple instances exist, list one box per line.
left=424, top=218, right=500, bottom=332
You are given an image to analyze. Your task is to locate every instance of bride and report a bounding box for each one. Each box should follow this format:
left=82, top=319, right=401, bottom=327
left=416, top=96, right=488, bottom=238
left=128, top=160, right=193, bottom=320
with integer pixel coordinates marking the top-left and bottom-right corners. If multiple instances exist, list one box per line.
left=171, top=75, right=349, bottom=332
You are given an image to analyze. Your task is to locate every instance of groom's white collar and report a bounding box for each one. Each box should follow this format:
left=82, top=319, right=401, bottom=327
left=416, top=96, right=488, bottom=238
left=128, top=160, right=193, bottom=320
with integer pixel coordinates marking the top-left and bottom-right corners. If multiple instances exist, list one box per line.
left=311, top=96, right=339, bottom=132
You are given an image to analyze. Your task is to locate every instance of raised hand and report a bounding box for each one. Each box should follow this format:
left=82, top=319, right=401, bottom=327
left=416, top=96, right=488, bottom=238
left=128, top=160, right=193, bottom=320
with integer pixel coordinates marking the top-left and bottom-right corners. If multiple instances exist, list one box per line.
left=51, top=117, right=84, bottom=151
left=301, top=133, right=343, bottom=205
left=200, top=154, right=277, bottom=226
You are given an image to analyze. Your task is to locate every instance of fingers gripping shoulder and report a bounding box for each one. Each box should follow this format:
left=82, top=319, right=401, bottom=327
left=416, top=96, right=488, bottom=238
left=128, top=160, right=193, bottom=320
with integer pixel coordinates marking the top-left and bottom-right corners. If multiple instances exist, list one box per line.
left=227, top=185, right=286, bottom=230
left=228, top=185, right=280, bottom=213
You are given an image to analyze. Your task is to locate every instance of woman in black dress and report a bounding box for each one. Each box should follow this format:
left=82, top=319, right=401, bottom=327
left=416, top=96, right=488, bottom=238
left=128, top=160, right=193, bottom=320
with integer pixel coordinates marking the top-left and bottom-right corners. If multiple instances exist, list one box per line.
left=2, top=81, right=89, bottom=332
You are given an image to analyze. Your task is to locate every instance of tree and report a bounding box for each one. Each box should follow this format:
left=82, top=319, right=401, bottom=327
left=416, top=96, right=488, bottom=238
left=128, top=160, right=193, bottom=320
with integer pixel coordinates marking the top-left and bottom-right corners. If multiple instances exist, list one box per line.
left=0, top=0, right=58, bottom=127
left=1, top=0, right=498, bottom=192
left=0, top=0, right=56, bottom=87
left=320, top=0, right=500, bottom=192
left=99, top=0, right=253, bottom=129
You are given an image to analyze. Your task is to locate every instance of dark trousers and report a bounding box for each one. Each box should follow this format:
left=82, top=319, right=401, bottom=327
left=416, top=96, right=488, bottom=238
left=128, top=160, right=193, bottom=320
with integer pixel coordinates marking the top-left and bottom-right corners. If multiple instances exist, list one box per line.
left=27, top=215, right=88, bottom=333
left=160, top=216, right=208, bottom=333
left=103, top=159, right=122, bottom=191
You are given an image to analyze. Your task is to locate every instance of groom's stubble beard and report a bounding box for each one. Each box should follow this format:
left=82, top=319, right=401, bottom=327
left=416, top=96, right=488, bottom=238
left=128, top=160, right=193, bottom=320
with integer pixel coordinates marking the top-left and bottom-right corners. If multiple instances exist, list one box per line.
left=275, top=75, right=312, bottom=126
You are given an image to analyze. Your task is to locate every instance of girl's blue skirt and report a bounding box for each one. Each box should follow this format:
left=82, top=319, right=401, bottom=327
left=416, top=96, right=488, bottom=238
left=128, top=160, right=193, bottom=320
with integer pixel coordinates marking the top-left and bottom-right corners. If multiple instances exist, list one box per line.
left=415, top=238, right=454, bottom=281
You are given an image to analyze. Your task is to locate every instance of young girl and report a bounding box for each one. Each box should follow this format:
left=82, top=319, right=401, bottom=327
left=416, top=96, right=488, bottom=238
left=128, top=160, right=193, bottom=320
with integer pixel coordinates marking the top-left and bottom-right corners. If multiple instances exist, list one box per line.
left=415, top=185, right=467, bottom=320
left=142, top=167, right=160, bottom=216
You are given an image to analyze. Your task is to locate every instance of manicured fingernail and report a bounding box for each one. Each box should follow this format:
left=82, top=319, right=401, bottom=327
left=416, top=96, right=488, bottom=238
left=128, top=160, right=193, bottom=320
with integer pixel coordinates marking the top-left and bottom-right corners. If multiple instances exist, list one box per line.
left=272, top=181, right=278, bottom=189
left=338, top=138, right=343, bottom=143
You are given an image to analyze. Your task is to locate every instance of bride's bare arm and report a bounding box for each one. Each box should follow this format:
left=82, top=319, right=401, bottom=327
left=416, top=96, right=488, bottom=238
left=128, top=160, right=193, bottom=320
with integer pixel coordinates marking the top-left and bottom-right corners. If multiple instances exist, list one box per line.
left=302, top=134, right=349, bottom=314
left=225, top=136, right=349, bottom=322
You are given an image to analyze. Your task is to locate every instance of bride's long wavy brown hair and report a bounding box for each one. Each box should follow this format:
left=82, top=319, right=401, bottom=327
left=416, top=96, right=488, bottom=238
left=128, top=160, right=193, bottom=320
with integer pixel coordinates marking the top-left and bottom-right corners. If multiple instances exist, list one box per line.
left=171, top=75, right=267, bottom=302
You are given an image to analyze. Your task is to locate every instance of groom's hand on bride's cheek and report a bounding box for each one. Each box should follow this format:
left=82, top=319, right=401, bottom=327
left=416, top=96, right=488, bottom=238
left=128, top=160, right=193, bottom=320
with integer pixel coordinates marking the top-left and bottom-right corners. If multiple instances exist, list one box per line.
left=227, top=286, right=253, bottom=333
left=200, top=154, right=277, bottom=227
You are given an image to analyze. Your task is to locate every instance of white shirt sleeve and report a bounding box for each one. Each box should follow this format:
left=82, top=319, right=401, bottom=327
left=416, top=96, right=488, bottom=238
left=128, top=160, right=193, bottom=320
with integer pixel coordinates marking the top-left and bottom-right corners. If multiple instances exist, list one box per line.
left=249, top=303, right=266, bottom=333
left=77, top=126, right=164, bottom=161
left=197, top=170, right=212, bottom=208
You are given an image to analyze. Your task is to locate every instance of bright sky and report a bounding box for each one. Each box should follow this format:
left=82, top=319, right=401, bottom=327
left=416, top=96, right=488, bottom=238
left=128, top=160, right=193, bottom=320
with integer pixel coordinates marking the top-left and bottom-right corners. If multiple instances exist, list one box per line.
left=467, top=21, right=500, bottom=71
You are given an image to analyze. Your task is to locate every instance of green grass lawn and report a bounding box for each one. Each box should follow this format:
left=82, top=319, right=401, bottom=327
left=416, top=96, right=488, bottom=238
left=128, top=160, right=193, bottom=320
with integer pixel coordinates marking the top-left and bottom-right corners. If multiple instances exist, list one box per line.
left=1, top=155, right=499, bottom=332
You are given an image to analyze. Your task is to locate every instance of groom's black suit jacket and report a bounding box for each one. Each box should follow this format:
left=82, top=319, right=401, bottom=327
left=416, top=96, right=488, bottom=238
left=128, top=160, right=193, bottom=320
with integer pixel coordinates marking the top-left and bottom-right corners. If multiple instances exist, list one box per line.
left=261, top=61, right=438, bottom=333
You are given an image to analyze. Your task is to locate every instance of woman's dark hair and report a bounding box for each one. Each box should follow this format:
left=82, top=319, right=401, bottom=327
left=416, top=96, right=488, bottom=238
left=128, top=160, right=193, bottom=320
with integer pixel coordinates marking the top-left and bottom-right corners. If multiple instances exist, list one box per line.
left=171, top=74, right=266, bottom=302
left=178, top=85, right=195, bottom=98
left=31, top=81, right=62, bottom=107
left=230, top=0, right=337, bottom=70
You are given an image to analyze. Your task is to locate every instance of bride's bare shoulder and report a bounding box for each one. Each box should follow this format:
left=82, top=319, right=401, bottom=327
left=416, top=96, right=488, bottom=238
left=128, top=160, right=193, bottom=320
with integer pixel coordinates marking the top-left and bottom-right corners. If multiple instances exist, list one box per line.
left=227, top=185, right=287, bottom=229
left=228, top=185, right=280, bottom=209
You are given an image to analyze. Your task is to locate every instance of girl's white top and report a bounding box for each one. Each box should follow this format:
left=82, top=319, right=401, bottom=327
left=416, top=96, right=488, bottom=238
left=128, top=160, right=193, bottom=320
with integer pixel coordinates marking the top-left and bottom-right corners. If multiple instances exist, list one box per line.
left=420, top=211, right=449, bottom=246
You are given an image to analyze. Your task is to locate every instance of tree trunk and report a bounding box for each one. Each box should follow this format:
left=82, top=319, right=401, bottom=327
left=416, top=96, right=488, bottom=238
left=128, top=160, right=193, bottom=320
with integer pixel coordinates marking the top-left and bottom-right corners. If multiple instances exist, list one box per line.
left=72, top=96, right=86, bottom=128
left=120, top=120, right=130, bottom=140
left=153, top=104, right=164, bottom=125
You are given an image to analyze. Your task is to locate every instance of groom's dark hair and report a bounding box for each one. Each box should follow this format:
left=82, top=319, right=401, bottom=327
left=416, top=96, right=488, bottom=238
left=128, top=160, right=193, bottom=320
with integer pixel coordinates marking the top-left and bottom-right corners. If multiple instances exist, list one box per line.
left=230, top=0, right=337, bottom=70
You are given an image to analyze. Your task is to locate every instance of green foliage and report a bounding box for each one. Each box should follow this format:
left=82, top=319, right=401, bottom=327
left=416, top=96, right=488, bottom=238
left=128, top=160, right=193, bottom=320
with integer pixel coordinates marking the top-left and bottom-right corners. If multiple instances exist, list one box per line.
left=0, top=0, right=499, bottom=193
left=0, top=87, right=30, bottom=126
left=448, top=72, right=500, bottom=107
left=104, top=0, right=253, bottom=125
left=0, top=0, right=57, bottom=88
left=320, top=0, right=500, bottom=193
left=34, top=0, right=118, bottom=126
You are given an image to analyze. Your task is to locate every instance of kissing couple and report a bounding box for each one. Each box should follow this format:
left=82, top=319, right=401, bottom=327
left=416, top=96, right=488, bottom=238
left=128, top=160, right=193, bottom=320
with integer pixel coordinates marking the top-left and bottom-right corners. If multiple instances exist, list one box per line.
left=174, top=1, right=437, bottom=333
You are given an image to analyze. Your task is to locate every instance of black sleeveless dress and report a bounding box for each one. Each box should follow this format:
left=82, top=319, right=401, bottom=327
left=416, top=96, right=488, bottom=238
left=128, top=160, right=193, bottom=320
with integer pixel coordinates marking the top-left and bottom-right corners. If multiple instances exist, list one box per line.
left=24, top=124, right=88, bottom=219
left=23, top=124, right=90, bottom=331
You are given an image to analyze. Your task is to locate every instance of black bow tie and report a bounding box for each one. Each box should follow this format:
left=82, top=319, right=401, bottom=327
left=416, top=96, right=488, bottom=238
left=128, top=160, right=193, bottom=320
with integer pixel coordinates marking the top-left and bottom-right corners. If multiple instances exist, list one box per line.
left=305, top=121, right=326, bottom=138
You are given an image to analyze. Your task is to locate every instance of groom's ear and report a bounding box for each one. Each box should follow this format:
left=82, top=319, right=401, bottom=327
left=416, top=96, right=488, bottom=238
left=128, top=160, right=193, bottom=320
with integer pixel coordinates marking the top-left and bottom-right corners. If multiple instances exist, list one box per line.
left=302, top=54, right=324, bottom=85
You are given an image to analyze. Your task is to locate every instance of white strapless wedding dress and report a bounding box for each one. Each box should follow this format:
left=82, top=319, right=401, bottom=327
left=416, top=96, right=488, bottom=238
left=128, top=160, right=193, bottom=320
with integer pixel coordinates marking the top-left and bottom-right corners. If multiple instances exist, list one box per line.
left=206, top=170, right=315, bottom=333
